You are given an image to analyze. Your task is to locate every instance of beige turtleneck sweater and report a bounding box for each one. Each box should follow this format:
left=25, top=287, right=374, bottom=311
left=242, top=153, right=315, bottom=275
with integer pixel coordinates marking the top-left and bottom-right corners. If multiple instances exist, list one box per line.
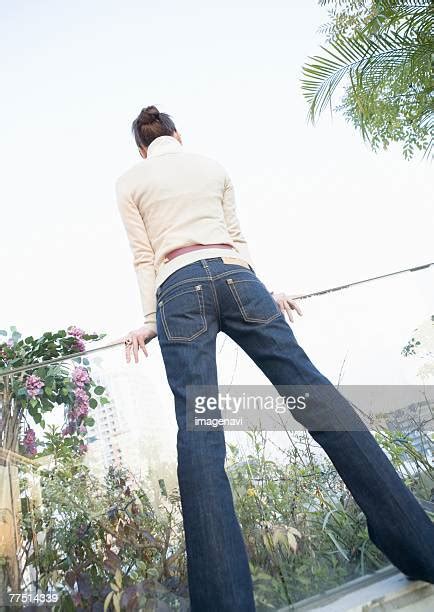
left=115, top=135, right=254, bottom=330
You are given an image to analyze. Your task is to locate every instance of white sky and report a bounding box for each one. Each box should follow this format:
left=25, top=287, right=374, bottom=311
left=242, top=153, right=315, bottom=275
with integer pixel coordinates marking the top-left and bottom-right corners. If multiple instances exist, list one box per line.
left=1, top=0, right=433, bottom=399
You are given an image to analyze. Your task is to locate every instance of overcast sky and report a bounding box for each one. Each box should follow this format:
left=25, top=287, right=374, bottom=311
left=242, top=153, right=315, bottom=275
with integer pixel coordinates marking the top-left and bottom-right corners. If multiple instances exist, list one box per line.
left=1, top=0, right=433, bottom=401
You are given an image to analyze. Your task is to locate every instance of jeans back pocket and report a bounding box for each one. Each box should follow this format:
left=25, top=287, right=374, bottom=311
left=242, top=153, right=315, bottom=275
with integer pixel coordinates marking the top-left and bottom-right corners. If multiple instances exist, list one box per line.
left=159, top=284, right=207, bottom=341
left=226, top=278, right=281, bottom=324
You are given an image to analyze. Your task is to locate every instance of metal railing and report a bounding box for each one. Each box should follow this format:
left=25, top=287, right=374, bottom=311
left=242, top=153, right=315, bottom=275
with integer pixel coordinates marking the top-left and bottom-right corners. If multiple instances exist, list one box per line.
left=1, top=261, right=432, bottom=377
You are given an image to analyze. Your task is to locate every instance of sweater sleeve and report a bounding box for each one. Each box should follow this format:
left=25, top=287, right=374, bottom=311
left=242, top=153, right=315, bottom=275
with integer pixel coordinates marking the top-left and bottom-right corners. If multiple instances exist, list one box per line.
left=222, top=171, right=255, bottom=269
left=115, top=177, right=157, bottom=327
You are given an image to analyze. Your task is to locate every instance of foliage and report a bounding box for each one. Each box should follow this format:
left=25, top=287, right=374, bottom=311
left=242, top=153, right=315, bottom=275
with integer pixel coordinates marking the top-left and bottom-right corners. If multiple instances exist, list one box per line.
left=11, top=420, right=434, bottom=610
left=302, top=1, right=433, bottom=158
left=0, top=325, right=108, bottom=456
left=18, top=437, right=188, bottom=611
left=0, top=324, right=109, bottom=601
left=398, top=315, right=434, bottom=479
left=401, top=314, right=434, bottom=379
left=3, top=320, right=434, bottom=609
left=227, top=430, right=387, bottom=609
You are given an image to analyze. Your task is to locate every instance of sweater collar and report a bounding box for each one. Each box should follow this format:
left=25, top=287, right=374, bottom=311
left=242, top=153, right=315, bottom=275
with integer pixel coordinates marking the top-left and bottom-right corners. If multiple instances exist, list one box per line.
left=147, top=135, right=183, bottom=158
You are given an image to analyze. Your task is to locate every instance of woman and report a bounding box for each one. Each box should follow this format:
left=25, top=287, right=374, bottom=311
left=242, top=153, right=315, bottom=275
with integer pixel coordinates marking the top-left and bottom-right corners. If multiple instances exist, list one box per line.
left=116, top=106, right=434, bottom=612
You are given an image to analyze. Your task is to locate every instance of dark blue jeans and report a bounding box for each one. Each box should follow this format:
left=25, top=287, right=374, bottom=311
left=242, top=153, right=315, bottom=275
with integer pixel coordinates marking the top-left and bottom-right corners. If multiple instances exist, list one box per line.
left=156, top=257, right=434, bottom=611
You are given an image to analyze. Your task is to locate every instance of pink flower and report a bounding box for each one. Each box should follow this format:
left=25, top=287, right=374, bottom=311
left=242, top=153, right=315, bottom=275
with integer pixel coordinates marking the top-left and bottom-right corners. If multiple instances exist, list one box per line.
left=74, top=387, right=89, bottom=406
left=67, top=326, right=84, bottom=339
left=25, top=375, right=45, bottom=398
left=22, top=428, right=37, bottom=456
left=78, top=424, right=87, bottom=434
left=23, top=428, right=36, bottom=443
left=72, top=366, right=90, bottom=387
left=67, top=326, right=86, bottom=352
left=66, top=407, right=76, bottom=420
left=6, top=338, right=14, bottom=347
left=76, top=404, right=89, bottom=418
left=74, top=338, right=86, bottom=352
left=65, top=420, right=77, bottom=434
left=79, top=443, right=88, bottom=455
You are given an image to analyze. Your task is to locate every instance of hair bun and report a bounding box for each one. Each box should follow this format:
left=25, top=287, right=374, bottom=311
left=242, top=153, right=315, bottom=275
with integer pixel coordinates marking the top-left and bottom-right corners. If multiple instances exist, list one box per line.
left=138, top=105, right=160, bottom=125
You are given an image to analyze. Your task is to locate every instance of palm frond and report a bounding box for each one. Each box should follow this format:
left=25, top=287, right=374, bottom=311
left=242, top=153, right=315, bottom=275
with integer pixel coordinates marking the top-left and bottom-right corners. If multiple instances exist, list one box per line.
left=306, top=0, right=433, bottom=158
left=301, top=30, right=420, bottom=122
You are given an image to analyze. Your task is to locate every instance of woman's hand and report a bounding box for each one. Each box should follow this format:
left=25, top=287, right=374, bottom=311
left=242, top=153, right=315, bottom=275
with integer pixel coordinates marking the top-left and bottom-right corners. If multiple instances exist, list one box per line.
left=123, top=324, right=157, bottom=363
left=271, top=292, right=303, bottom=322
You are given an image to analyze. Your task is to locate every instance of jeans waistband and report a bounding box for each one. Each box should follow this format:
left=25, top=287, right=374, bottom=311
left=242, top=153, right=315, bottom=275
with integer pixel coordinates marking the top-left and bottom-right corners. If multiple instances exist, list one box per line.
left=156, top=257, right=253, bottom=300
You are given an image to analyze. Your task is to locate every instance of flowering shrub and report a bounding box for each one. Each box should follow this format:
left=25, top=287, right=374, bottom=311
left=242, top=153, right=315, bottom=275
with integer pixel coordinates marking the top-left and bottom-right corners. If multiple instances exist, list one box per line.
left=0, top=324, right=113, bottom=601
left=0, top=324, right=109, bottom=457
left=25, top=374, right=45, bottom=398
left=22, top=427, right=37, bottom=456
left=16, top=438, right=188, bottom=611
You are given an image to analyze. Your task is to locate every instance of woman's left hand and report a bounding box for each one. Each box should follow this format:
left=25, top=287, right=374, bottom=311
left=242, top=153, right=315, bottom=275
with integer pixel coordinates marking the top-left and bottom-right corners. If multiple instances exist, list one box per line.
left=272, top=292, right=303, bottom=322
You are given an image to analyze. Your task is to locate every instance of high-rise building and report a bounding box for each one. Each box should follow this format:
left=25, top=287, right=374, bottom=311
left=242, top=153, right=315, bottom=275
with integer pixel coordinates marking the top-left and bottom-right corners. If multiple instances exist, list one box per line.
left=83, top=360, right=178, bottom=503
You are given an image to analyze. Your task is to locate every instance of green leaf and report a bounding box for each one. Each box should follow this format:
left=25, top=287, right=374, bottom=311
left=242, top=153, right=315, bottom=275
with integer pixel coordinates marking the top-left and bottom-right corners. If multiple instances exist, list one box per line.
left=104, top=591, right=114, bottom=612
left=104, top=592, right=114, bottom=611
left=114, top=568, right=122, bottom=588
left=301, top=4, right=433, bottom=158
left=113, top=593, right=121, bottom=612
left=89, top=398, right=98, bottom=409
left=94, top=386, right=105, bottom=395
left=41, top=398, right=52, bottom=410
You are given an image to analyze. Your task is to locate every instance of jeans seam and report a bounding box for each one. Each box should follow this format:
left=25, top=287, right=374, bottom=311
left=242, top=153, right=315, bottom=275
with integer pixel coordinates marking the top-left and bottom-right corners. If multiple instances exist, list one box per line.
left=161, top=287, right=208, bottom=342
left=211, top=268, right=256, bottom=281
left=157, top=270, right=259, bottom=299
left=159, top=286, right=202, bottom=307
left=227, top=280, right=281, bottom=324
left=157, top=275, right=210, bottom=301
left=157, top=268, right=255, bottom=302
left=201, top=260, right=222, bottom=330
left=210, top=282, right=222, bottom=330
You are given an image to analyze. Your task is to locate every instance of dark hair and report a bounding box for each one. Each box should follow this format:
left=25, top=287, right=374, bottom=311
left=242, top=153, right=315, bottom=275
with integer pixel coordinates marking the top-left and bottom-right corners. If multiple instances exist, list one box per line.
left=131, top=105, right=177, bottom=148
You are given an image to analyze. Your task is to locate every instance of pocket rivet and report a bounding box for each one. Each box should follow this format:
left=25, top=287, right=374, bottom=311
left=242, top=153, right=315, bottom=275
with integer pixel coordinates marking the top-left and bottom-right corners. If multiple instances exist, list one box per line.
left=158, top=301, right=163, bottom=306
left=227, top=278, right=233, bottom=284
left=195, top=284, right=202, bottom=290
